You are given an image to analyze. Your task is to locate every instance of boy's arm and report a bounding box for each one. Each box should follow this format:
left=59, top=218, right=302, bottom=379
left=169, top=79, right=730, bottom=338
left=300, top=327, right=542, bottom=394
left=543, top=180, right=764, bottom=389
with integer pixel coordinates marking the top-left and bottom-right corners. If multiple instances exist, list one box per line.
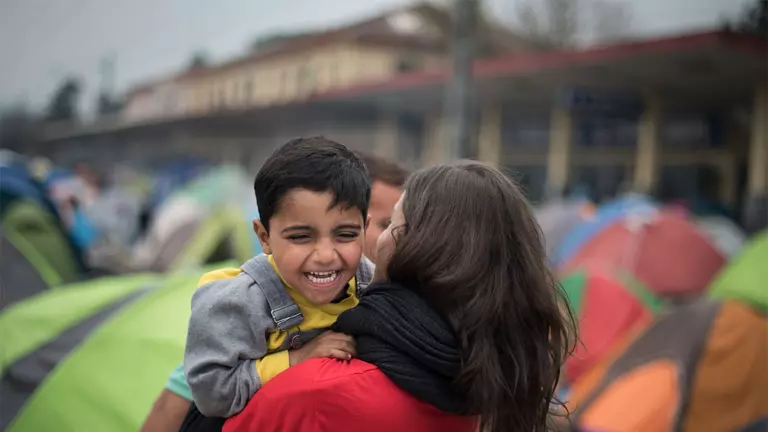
left=255, top=351, right=291, bottom=384
left=184, top=276, right=275, bottom=418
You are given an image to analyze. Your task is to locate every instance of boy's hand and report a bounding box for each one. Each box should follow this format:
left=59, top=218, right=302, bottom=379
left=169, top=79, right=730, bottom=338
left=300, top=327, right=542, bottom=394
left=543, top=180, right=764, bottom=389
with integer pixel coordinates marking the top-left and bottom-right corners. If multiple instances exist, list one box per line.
left=289, top=331, right=356, bottom=366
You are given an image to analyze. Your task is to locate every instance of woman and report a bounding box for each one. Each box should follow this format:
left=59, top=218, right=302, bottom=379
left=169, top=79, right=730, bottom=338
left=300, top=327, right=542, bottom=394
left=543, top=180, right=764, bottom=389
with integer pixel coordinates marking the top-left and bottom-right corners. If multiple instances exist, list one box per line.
left=224, top=162, right=576, bottom=432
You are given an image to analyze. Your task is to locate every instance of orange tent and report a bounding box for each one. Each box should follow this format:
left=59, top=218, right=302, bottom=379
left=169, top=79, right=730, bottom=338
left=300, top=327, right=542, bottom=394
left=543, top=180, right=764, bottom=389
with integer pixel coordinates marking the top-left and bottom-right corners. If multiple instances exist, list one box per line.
left=567, top=300, right=768, bottom=432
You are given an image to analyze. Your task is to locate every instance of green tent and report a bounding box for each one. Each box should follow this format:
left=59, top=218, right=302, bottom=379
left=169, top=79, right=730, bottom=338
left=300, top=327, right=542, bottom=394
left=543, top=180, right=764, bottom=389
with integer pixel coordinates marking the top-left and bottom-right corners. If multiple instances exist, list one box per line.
left=1, top=200, right=82, bottom=287
left=0, top=261, right=235, bottom=431
left=169, top=165, right=251, bottom=208
left=0, top=234, right=49, bottom=310
left=709, top=230, right=768, bottom=311
left=170, top=206, right=255, bottom=272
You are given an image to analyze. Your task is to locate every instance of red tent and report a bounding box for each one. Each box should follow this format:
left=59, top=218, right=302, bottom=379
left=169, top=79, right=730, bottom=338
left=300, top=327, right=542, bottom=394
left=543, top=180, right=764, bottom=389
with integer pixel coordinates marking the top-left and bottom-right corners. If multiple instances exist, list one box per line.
left=560, top=267, right=663, bottom=384
left=561, top=210, right=725, bottom=298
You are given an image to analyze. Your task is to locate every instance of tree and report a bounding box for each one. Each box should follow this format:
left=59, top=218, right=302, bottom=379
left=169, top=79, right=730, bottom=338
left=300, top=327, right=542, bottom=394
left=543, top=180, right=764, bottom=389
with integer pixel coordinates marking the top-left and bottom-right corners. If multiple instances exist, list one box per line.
left=187, top=52, right=209, bottom=70
left=514, top=0, right=581, bottom=48
left=45, top=77, right=81, bottom=123
left=0, top=105, right=40, bottom=152
left=96, top=92, right=123, bottom=117
left=513, top=0, right=632, bottom=48
left=727, top=0, right=767, bottom=39
left=250, top=30, right=316, bottom=52
left=590, top=0, right=632, bottom=43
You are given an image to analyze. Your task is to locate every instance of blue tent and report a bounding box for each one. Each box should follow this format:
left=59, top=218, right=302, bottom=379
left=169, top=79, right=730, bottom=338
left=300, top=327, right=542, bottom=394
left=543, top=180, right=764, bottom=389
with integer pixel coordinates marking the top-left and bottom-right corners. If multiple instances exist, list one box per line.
left=0, top=163, right=89, bottom=274
left=0, top=165, right=52, bottom=216
left=147, top=160, right=210, bottom=212
left=554, top=194, right=657, bottom=267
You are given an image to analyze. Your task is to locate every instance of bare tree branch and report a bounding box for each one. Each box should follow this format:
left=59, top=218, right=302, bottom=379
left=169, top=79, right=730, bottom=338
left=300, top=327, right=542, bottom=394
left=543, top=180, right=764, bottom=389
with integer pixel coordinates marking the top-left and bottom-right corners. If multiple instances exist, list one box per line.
left=513, top=0, right=632, bottom=48
left=590, top=0, right=632, bottom=43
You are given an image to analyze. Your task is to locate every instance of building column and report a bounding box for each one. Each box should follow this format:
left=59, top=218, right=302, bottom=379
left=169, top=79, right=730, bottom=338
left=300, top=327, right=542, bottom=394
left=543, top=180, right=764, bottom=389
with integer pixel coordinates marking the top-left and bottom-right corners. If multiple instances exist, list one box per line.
left=546, top=106, right=573, bottom=197
left=423, top=110, right=447, bottom=165
left=633, top=94, right=662, bottom=194
left=743, top=82, right=768, bottom=234
left=718, top=116, right=741, bottom=207
left=478, top=102, right=502, bottom=168
left=374, top=111, right=399, bottom=160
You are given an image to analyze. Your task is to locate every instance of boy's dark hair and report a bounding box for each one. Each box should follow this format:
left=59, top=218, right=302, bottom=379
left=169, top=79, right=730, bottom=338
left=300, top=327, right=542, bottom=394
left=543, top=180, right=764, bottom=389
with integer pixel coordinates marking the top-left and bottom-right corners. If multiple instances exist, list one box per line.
left=355, top=152, right=410, bottom=188
left=255, top=137, right=371, bottom=232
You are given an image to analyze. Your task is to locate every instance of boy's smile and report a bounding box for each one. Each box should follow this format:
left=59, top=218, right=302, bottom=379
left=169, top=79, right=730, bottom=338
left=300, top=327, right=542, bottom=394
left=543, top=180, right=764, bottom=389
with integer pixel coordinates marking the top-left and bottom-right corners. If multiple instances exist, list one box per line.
left=305, top=270, right=341, bottom=286
left=254, top=188, right=365, bottom=305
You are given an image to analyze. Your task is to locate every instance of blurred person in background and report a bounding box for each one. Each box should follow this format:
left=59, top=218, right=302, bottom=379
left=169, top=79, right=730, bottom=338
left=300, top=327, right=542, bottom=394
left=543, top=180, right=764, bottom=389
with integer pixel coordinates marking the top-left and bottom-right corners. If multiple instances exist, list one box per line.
left=355, top=152, right=410, bottom=262
left=140, top=151, right=409, bottom=432
left=224, top=162, right=577, bottom=432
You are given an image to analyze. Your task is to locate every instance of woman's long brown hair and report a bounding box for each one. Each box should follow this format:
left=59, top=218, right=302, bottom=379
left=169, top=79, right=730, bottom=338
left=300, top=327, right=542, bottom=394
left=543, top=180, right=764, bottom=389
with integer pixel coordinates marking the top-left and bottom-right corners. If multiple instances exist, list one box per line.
left=386, top=162, right=577, bottom=432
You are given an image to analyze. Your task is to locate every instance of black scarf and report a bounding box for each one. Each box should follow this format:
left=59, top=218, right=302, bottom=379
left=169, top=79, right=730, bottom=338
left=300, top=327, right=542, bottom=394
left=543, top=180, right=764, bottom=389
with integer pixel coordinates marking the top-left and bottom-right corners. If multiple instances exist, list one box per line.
left=332, top=281, right=466, bottom=414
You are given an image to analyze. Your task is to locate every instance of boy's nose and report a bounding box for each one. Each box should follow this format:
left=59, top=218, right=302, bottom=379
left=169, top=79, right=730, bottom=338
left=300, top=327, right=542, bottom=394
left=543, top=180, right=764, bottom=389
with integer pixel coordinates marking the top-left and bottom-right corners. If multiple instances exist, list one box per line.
left=313, top=241, right=336, bottom=264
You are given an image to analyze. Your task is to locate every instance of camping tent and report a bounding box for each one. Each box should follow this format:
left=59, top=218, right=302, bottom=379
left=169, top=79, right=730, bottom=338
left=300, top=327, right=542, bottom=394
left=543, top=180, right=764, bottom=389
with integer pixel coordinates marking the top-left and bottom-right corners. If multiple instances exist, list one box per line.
left=554, top=194, right=656, bottom=267
left=85, top=186, right=146, bottom=248
left=130, top=165, right=260, bottom=272
left=560, top=266, right=664, bottom=384
left=561, top=210, right=726, bottom=298
left=0, top=164, right=55, bottom=217
left=169, top=205, right=257, bottom=272
left=535, top=199, right=594, bottom=261
left=0, top=262, right=234, bottom=432
left=1, top=160, right=88, bottom=273
left=2, top=200, right=84, bottom=286
left=696, top=215, right=747, bottom=259
left=0, top=234, right=49, bottom=310
left=147, top=160, right=209, bottom=212
left=709, top=230, right=768, bottom=311
left=566, top=299, right=767, bottom=432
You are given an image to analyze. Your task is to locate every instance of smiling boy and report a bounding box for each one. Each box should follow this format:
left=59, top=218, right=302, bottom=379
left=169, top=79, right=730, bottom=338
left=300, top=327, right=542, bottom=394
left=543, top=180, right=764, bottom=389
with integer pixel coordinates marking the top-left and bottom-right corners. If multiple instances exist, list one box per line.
left=183, top=137, right=374, bottom=418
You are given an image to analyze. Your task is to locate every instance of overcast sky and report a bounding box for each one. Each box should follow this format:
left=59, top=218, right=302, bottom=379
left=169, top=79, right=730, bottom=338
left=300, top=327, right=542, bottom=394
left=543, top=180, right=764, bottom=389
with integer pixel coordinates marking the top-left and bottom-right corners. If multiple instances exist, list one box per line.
left=0, top=0, right=750, bottom=116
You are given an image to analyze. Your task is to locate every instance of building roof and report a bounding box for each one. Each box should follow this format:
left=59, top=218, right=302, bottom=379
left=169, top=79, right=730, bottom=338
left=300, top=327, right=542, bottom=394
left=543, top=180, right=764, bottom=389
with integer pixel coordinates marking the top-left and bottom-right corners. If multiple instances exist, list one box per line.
left=56, top=29, right=767, bottom=141
left=309, top=29, right=767, bottom=109
left=125, top=2, right=536, bottom=95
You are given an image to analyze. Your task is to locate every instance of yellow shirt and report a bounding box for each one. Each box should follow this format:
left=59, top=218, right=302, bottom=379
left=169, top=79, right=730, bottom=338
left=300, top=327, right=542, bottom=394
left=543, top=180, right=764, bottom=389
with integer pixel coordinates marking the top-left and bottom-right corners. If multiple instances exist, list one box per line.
left=197, top=255, right=359, bottom=385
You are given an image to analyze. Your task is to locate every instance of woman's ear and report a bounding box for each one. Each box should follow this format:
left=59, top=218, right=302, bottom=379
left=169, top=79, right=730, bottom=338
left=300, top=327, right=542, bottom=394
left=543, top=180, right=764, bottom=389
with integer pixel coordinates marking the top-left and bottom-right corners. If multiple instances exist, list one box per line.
left=253, top=219, right=272, bottom=254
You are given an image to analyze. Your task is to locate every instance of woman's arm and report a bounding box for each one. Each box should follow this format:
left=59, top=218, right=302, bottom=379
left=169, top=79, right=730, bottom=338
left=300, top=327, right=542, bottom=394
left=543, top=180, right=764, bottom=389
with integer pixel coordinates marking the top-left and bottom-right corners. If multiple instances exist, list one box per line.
left=139, top=389, right=191, bottom=432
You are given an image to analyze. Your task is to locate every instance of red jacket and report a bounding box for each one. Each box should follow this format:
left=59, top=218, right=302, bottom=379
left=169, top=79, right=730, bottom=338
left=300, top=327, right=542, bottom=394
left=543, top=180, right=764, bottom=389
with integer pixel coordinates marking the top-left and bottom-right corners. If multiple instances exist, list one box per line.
left=224, top=358, right=477, bottom=432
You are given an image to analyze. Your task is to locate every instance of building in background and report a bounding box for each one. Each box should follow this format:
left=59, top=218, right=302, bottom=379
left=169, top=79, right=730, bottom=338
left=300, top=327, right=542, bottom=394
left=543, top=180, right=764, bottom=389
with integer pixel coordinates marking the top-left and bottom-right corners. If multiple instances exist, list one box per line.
left=123, top=2, right=535, bottom=123
left=36, top=11, right=767, bottom=230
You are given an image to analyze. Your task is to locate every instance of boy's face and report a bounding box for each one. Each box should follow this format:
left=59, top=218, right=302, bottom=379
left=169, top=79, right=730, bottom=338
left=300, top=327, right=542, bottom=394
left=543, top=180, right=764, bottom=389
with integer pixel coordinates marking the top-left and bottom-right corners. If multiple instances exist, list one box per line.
left=253, top=189, right=366, bottom=305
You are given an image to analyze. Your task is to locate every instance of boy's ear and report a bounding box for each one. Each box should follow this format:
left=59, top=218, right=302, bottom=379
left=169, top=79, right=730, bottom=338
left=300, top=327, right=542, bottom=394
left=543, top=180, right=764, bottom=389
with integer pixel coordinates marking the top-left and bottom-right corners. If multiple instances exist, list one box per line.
left=253, top=219, right=272, bottom=254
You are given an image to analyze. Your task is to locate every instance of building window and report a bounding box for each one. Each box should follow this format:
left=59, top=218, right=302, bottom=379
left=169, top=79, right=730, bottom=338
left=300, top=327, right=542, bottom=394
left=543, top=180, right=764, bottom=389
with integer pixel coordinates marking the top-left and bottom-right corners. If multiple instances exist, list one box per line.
left=661, top=113, right=723, bottom=149
left=569, top=165, right=629, bottom=202
left=243, top=79, right=254, bottom=103
left=574, top=115, right=638, bottom=148
left=397, top=113, right=425, bottom=166
left=329, top=63, right=339, bottom=87
left=297, top=65, right=315, bottom=95
left=279, top=70, right=289, bottom=97
left=501, top=105, right=551, bottom=150
left=396, top=55, right=421, bottom=73
left=505, top=165, right=548, bottom=203
left=219, top=85, right=227, bottom=108
left=659, top=165, right=722, bottom=202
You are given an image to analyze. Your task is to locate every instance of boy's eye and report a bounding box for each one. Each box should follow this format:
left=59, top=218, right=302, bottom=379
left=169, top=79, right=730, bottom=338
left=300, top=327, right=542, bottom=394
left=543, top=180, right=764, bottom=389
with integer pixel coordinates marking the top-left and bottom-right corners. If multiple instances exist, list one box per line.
left=287, top=234, right=311, bottom=242
left=336, top=232, right=360, bottom=241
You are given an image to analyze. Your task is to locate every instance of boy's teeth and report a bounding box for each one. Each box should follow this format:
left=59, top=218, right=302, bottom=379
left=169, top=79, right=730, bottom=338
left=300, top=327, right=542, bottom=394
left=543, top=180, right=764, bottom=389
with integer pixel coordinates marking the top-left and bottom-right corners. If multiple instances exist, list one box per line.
left=307, top=271, right=339, bottom=285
